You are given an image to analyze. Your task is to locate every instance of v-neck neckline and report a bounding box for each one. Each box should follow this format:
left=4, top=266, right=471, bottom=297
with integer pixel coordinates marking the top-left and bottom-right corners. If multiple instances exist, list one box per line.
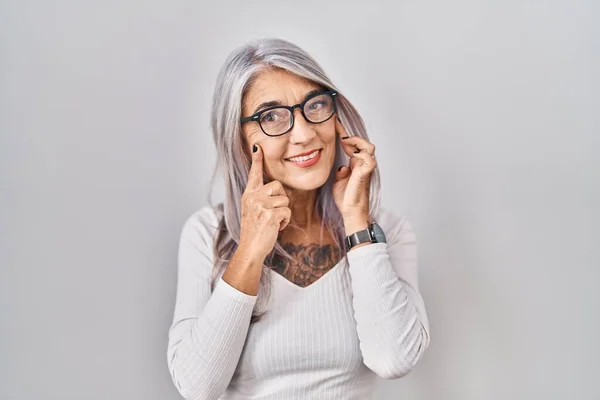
left=269, top=258, right=346, bottom=291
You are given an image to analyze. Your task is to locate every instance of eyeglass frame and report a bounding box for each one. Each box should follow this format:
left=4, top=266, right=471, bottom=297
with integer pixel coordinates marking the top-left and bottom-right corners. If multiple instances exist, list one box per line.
left=239, top=90, right=338, bottom=137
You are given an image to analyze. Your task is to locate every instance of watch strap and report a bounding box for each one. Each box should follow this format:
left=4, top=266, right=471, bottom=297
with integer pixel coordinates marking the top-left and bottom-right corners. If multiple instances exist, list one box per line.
left=345, top=222, right=387, bottom=251
left=345, top=224, right=376, bottom=251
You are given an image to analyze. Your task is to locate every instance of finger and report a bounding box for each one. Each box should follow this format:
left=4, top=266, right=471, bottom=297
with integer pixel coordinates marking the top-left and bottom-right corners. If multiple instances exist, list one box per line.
left=276, top=207, right=292, bottom=231
left=336, top=116, right=349, bottom=139
left=342, top=136, right=376, bottom=156
left=352, top=151, right=377, bottom=170
left=337, top=129, right=376, bottom=159
left=247, top=143, right=264, bottom=189
left=336, top=118, right=377, bottom=157
left=349, top=155, right=360, bottom=170
left=264, top=195, right=289, bottom=209
left=262, top=180, right=286, bottom=196
left=336, top=118, right=357, bottom=158
left=339, top=137, right=358, bottom=158
left=335, top=165, right=351, bottom=181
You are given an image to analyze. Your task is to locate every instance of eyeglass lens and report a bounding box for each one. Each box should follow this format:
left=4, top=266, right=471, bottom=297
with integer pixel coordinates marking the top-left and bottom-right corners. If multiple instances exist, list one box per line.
left=259, top=93, right=335, bottom=136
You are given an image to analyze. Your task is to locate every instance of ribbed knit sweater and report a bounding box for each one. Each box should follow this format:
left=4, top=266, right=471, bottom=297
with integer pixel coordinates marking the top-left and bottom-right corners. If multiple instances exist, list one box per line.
left=167, top=206, right=430, bottom=400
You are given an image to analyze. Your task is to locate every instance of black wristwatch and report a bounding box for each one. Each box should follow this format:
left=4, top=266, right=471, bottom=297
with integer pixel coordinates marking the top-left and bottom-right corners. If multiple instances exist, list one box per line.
left=345, top=222, right=386, bottom=251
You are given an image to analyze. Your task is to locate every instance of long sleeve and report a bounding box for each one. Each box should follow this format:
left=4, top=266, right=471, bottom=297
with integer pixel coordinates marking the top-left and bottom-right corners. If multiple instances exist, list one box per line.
left=167, top=208, right=257, bottom=400
left=346, top=211, right=431, bottom=379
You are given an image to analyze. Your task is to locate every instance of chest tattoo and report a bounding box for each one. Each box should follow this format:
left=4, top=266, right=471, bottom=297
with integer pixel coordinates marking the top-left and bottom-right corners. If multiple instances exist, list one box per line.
left=270, top=243, right=342, bottom=288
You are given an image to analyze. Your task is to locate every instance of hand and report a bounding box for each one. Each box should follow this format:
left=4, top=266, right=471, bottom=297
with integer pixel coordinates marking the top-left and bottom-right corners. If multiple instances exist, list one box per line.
left=332, top=117, right=377, bottom=229
left=239, top=144, right=291, bottom=260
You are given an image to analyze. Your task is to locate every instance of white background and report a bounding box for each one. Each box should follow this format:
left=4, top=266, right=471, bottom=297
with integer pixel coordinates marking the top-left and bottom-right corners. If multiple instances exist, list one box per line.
left=1, top=1, right=598, bottom=399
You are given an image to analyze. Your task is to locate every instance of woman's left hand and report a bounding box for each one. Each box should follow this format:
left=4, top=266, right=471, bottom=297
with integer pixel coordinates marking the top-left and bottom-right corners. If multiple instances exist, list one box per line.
left=332, top=117, right=377, bottom=232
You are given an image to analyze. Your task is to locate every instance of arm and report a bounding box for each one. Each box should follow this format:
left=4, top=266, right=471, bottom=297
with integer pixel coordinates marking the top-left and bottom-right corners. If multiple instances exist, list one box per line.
left=346, top=214, right=431, bottom=379
left=167, top=209, right=258, bottom=400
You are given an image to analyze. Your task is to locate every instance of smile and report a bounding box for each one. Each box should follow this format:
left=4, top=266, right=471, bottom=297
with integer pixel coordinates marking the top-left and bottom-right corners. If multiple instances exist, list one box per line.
left=286, top=149, right=322, bottom=167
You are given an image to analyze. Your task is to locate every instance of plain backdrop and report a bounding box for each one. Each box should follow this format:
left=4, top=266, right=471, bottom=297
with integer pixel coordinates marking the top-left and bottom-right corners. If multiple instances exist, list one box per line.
left=1, top=1, right=598, bottom=399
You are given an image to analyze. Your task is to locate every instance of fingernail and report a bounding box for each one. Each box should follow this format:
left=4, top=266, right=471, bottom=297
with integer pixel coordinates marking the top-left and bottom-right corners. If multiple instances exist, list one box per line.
left=338, top=165, right=344, bottom=171
left=341, top=136, right=349, bottom=139
left=253, top=144, right=257, bottom=153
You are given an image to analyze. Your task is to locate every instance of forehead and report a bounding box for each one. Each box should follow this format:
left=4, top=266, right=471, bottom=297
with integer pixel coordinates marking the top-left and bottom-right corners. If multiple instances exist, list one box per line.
left=243, top=69, right=322, bottom=113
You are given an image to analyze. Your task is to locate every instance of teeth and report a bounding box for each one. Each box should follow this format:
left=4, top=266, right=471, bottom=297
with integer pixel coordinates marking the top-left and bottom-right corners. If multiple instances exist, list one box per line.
left=288, top=150, right=319, bottom=163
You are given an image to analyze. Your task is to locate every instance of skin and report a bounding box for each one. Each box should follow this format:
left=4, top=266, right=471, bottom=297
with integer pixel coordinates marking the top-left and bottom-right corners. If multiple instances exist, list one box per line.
left=239, top=68, right=377, bottom=288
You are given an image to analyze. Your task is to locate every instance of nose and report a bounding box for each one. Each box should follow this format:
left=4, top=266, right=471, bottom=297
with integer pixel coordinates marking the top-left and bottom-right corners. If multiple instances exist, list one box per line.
left=288, top=107, right=316, bottom=144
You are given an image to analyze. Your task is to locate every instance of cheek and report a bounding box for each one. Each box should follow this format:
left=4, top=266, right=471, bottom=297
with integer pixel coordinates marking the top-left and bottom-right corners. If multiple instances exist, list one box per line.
left=321, top=124, right=338, bottom=149
left=260, top=141, right=288, bottom=170
left=243, top=128, right=266, bottom=155
left=243, top=126, right=260, bottom=144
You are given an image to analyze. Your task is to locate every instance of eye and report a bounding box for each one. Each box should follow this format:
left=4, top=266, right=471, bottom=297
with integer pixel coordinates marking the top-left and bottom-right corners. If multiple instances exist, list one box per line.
left=306, top=94, right=333, bottom=113
left=307, top=100, right=325, bottom=111
left=260, top=109, right=285, bottom=124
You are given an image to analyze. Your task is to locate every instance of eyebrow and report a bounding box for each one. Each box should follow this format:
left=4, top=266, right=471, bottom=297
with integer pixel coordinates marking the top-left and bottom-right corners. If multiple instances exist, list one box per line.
left=251, top=89, right=323, bottom=115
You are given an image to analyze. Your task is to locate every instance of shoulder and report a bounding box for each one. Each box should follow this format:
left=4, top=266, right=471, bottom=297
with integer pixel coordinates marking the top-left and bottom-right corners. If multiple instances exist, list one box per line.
left=373, top=207, right=417, bottom=247
left=180, top=204, right=223, bottom=246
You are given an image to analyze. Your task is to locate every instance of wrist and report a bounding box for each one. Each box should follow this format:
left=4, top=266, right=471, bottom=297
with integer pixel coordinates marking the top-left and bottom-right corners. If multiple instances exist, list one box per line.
left=343, top=215, right=370, bottom=236
left=224, top=249, right=263, bottom=296
left=236, top=240, right=268, bottom=266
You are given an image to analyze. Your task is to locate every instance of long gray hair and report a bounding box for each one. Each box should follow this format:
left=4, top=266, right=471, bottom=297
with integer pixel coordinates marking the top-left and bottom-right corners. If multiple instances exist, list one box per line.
left=208, top=38, right=381, bottom=322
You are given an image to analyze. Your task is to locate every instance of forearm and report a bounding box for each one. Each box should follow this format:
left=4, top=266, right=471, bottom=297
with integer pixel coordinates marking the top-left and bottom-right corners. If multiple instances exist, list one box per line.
left=222, top=246, right=265, bottom=296
left=168, top=278, right=257, bottom=399
left=168, top=209, right=267, bottom=399
left=347, top=243, right=430, bottom=379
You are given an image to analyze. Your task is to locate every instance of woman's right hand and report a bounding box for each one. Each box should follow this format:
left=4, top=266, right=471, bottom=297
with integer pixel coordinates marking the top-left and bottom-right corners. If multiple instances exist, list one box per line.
left=239, top=144, right=291, bottom=261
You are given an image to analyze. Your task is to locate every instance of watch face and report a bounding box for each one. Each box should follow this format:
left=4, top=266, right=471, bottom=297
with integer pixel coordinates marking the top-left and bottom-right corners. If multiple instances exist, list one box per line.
left=370, top=223, right=387, bottom=243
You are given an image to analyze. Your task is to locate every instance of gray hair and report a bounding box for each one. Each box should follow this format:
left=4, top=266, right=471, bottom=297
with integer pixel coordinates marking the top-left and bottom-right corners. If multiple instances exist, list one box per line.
left=207, top=37, right=381, bottom=322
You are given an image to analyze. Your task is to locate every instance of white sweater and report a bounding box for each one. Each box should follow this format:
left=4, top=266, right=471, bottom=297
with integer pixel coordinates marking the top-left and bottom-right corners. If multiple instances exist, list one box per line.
left=167, top=206, right=430, bottom=400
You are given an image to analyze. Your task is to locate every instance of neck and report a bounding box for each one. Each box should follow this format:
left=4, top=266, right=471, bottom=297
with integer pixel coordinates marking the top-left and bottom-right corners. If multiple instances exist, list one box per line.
left=284, top=187, right=319, bottom=230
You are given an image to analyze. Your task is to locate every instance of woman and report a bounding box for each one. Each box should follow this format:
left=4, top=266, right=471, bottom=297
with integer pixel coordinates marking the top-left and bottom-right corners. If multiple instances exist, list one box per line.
left=167, top=38, right=430, bottom=400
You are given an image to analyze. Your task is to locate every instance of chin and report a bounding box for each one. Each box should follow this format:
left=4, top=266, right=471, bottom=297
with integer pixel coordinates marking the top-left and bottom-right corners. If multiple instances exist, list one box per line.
left=285, top=171, right=330, bottom=191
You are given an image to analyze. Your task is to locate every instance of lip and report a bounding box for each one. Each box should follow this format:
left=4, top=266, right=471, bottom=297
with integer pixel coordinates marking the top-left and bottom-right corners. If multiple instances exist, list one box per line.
left=285, top=149, right=322, bottom=168
left=285, top=149, right=321, bottom=159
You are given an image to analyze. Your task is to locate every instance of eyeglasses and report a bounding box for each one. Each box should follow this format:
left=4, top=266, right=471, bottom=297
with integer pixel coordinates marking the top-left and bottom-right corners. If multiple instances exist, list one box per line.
left=240, top=90, right=338, bottom=137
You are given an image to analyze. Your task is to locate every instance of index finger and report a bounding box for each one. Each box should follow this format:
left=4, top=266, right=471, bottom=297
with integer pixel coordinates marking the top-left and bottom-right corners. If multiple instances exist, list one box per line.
left=336, top=117, right=375, bottom=156
left=336, top=116, right=350, bottom=139
left=336, top=117, right=357, bottom=157
left=247, top=143, right=264, bottom=189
